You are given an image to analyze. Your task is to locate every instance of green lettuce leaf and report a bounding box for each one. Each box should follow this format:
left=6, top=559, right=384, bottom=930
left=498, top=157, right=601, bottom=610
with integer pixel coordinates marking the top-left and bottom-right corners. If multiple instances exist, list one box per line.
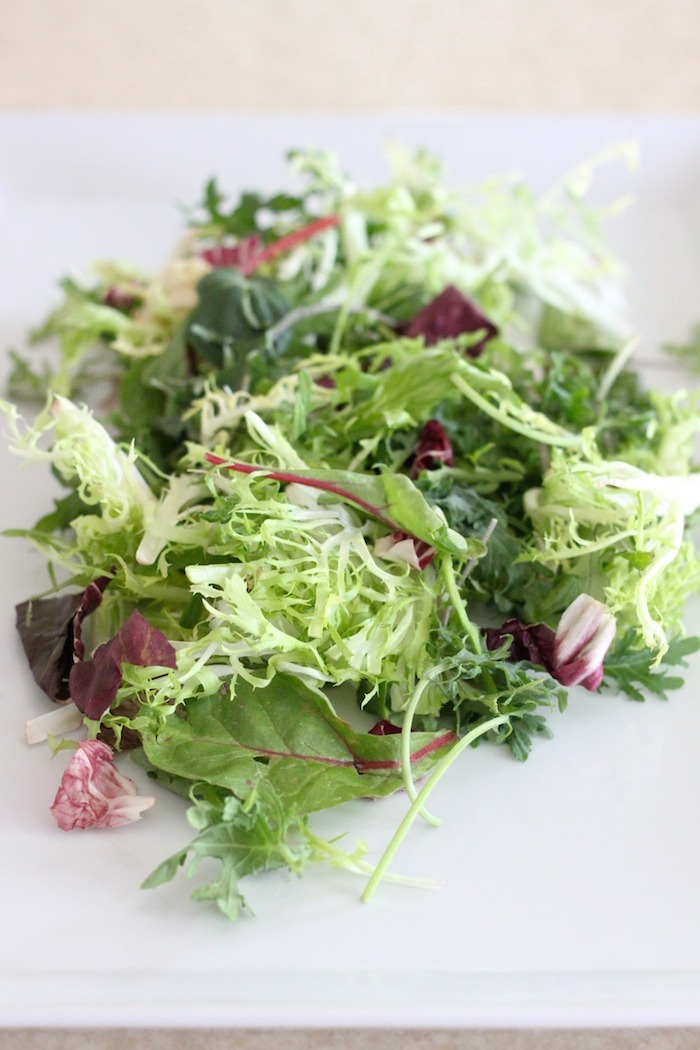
left=141, top=672, right=457, bottom=815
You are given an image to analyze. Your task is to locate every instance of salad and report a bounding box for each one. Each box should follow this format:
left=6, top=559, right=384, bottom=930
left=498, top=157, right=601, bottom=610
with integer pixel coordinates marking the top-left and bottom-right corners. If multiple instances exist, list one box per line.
left=3, top=145, right=700, bottom=921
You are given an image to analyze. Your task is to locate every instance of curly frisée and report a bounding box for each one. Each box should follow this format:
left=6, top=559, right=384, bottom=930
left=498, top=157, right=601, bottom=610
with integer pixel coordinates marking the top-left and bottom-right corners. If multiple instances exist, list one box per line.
left=4, top=145, right=700, bottom=921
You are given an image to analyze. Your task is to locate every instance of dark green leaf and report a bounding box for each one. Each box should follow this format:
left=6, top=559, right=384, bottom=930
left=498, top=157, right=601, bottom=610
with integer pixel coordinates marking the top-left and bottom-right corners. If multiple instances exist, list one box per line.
left=141, top=673, right=457, bottom=815
left=185, top=270, right=290, bottom=379
left=603, top=631, right=700, bottom=702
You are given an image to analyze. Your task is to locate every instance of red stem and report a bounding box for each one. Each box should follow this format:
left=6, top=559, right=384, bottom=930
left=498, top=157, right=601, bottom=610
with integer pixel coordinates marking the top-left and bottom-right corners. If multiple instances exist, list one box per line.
left=212, top=728, right=458, bottom=772
left=205, top=453, right=398, bottom=531
left=250, top=215, right=340, bottom=273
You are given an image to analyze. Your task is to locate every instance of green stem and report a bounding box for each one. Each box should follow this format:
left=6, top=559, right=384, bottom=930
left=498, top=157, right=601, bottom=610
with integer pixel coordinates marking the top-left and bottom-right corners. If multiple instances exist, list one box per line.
left=450, top=371, right=582, bottom=448
left=302, top=828, right=442, bottom=889
left=361, top=713, right=510, bottom=904
left=596, top=335, right=638, bottom=404
left=441, top=554, right=481, bottom=652
left=401, top=672, right=447, bottom=828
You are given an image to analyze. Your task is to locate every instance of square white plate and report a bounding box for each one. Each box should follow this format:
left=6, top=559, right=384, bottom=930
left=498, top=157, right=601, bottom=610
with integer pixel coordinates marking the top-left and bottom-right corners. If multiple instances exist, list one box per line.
left=2, top=113, right=700, bottom=1030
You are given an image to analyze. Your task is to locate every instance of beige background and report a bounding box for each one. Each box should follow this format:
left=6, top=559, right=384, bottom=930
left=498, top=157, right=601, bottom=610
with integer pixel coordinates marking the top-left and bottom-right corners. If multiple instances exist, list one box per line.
left=1, top=0, right=700, bottom=112
left=2, top=2, right=700, bottom=1049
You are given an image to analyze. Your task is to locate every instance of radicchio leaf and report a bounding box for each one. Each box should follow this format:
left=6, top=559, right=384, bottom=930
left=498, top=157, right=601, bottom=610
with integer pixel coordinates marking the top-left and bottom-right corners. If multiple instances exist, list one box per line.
left=103, top=287, right=140, bottom=312
left=69, top=610, right=177, bottom=721
left=484, top=618, right=556, bottom=670
left=400, top=285, right=498, bottom=356
left=484, top=595, right=616, bottom=692
left=51, top=740, right=155, bottom=830
left=15, top=577, right=111, bottom=702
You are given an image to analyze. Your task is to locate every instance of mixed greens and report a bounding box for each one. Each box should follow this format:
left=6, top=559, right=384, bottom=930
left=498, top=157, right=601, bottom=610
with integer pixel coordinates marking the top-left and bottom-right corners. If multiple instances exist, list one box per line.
left=4, top=145, right=700, bottom=920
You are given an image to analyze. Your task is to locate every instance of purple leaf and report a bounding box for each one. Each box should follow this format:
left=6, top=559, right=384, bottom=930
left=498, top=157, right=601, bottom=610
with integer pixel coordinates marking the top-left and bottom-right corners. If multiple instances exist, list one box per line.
left=367, top=719, right=402, bottom=736
left=411, top=418, right=454, bottom=477
left=485, top=618, right=556, bottom=670
left=51, top=740, right=155, bottom=830
left=15, top=577, right=111, bottom=702
left=400, top=285, right=498, bottom=356
left=69, top=610, right=177, bottom=721
left=313, top=374, right=336, bottom=389
left=72, top=578, right=112, bottom=662
left=484, top=595, right=616, bottom=693
left=103, top=287, right=138, bottom=312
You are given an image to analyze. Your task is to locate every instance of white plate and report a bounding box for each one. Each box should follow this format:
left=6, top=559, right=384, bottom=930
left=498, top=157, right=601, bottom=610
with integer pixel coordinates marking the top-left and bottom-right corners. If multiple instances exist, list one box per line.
left=2, top=113, right=700, bottom=1030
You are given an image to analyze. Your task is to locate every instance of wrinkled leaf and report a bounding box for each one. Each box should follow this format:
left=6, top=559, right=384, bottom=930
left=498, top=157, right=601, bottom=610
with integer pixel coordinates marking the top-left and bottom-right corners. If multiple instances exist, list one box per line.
left=186, top=269, right=290, bottom=381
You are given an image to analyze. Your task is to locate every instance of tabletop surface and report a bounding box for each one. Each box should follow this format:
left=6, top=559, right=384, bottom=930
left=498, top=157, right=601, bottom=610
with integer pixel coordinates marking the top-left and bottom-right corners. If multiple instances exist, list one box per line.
left=2, top=0, right=700, bottom=113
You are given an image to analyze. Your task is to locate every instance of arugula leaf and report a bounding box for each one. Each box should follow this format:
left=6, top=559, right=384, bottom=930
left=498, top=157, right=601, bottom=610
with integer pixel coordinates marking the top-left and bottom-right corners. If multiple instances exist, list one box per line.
left=194, top=179, right=305, bottom=237
left=417, top=473, right=538, bottom=612
left=492, top=712, right=553, bottom=762
left=141, top=781, right=312, bottom=921
left=138, top=671, right=459, bottom=919
left=603, top=631, right=700, bottom=702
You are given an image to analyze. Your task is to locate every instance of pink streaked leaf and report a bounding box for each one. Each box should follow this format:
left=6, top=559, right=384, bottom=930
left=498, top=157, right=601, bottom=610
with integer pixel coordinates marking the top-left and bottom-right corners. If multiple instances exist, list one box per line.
left=51, top=740, right=155, bottom=831
left=485, top=594, right=616, bottom=692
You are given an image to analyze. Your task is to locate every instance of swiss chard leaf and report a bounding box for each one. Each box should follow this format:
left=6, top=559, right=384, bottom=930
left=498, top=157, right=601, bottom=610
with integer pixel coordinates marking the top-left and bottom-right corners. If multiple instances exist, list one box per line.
left=206, top=456, right=477, bottom=560
left=141, top=673, right=458, bottom=815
